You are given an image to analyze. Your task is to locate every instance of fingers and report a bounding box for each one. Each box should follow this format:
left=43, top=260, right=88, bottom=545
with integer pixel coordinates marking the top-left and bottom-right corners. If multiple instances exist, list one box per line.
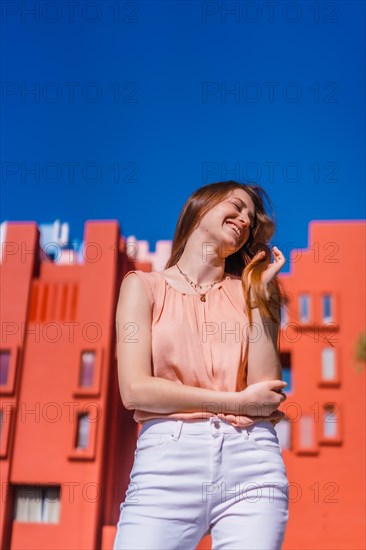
left=253, top=246, right=286, bottom=265
left=271, top=381, right=287, bottom=404
left=272, top=380, right=287, bottom=389
left=279, top=391, right=287, bottom=402
left=253, top=246, right=286, bottom=263
left=272, top=245, right=286, bottom=263
left=273, top=388, right=287, bottom=401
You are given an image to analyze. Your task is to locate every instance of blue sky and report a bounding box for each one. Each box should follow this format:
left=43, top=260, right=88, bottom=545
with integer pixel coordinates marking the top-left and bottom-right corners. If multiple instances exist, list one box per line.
left=1, top=0, right=365, bottom=272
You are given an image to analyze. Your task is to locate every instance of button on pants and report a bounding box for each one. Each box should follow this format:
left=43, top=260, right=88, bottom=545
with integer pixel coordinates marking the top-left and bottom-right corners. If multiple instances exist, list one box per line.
left=113, top=417, right=289, bottom=550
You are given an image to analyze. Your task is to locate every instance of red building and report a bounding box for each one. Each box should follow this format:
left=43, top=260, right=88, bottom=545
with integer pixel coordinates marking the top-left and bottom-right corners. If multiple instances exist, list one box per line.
left=0, top=219, right=365, bottom=549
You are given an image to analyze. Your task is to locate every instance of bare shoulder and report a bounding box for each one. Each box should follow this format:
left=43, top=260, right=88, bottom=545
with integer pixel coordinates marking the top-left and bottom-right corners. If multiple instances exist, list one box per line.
left=120, top=270, right=156, bottom=310
left=119, top=271, right=149, bottom=302
left=121, top=269, right=155, bottom=284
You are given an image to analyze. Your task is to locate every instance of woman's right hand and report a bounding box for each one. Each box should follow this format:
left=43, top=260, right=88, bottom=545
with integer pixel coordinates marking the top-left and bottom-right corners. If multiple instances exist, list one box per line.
left=237, top=380, right=287, bottom=417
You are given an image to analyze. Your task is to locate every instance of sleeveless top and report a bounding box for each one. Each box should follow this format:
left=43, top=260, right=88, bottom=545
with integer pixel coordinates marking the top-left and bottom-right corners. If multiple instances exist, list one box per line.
left=123, top=269, right=258, bottom=428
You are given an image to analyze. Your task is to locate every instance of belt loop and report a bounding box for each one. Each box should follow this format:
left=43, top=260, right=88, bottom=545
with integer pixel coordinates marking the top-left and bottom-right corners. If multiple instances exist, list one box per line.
left=171, top=420, right=184, bottom=440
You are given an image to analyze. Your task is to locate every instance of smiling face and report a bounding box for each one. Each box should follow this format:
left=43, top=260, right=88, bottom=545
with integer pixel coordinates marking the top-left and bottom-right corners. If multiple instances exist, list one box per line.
left=195, top=188, right=256, bottom=257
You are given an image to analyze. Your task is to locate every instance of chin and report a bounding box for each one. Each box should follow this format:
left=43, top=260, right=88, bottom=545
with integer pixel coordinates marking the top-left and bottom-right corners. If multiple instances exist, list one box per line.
left=221, top=242, right=237, bottom=256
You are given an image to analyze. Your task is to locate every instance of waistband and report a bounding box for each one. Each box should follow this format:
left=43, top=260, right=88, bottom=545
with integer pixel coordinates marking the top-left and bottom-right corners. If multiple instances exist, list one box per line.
left=139, top=417, right=274, bottom=440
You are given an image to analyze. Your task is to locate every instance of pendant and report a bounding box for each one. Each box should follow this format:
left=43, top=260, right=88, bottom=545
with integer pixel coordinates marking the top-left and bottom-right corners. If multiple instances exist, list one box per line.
left=200, top=294, right=206, bottom=302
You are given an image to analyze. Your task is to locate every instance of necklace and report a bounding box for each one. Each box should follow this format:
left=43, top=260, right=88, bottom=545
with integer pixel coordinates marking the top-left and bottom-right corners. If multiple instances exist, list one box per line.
left=176, top=263, right=225, bottom=302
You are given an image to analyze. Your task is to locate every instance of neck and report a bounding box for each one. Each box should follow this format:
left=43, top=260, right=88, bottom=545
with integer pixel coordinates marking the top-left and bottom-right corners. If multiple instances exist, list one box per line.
left=176, top=239, right=226, bottom=285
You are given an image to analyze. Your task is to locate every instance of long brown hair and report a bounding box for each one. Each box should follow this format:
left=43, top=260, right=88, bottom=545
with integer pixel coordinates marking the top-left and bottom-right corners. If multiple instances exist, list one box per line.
left=165, top=180, right=290, bottom=327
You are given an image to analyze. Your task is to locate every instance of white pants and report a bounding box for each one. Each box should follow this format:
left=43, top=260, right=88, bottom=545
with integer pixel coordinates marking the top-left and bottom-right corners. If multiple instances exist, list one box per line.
left=113, top=417, right=289, bottom=550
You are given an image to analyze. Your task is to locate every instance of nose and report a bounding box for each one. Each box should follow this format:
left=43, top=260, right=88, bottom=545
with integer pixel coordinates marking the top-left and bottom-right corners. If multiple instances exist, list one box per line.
left=239, top=216, right=251, bottom=229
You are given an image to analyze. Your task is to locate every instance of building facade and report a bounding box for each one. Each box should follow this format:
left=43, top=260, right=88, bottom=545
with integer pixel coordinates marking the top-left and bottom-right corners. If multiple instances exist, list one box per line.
left=0, top=220, right=365, bottom=549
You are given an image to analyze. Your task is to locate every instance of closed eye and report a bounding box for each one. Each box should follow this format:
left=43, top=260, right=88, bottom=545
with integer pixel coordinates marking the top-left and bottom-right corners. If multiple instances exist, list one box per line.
left=231, top=200, right=255, bottom=228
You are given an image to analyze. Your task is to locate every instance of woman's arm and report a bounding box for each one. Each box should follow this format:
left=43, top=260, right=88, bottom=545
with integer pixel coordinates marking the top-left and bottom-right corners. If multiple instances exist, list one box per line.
left=246, top=281, right=284, bottom=422
left=247, top=280, right=282, bottom=385
left=125, top=376, right=241, bottom=416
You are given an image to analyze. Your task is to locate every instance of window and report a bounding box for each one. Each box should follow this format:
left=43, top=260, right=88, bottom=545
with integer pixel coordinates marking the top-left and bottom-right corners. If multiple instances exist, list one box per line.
left=299, top=415, right=315, bottom=448
left=73, top=348, right=103, bottom=397
left=321, top=348, right=336, bottom=381
left=79, top=351, right=95, bottom=387
left=319, top=345, right=340, bottom=388
left=0, top=346, right=18, bottom=395
left=299, top=293, right=311, bottom=323
left=322, top=294, right=333, bottom=323
left=319, top=402, right=342, bottom=445
left=300, top=416, right=313, bottom=447
left=14, top=485, right=60, bottom=523
left=0, top=350, right=10, bottom=385
left=323, top=403, right=338, bottom=438
left=68, top=405, right=97, bottom=460
left=274, top=418, right=291, bottom=451
left=76, top=413, right=90, bottom=449
left=280, top=352, right=292, bottom=392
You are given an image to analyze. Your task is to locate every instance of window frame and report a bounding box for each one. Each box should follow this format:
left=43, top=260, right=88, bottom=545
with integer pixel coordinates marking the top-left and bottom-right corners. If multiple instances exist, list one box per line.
left=0, top=345, right=18, bottom=395
left=68, top=405, right=98, bottom=461
left=73, top=347, right=103, bottom=398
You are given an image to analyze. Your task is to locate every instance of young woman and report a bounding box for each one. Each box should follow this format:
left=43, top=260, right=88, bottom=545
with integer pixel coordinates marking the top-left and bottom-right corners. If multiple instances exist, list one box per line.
left=113, top=180, right=289, bottom=550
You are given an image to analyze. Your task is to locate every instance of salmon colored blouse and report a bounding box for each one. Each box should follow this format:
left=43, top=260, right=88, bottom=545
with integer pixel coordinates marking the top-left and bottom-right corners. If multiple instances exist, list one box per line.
left=123, top=269, right=263, bottom=428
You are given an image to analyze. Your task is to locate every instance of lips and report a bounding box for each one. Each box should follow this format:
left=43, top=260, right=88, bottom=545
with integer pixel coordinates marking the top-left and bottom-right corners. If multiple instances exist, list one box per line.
left=225, top=221, right=241, bottom=237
